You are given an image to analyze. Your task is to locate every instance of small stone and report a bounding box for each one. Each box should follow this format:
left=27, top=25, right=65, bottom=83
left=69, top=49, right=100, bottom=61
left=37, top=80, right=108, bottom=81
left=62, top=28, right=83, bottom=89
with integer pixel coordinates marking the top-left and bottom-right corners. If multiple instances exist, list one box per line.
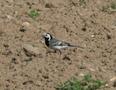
left=22, top=22, right=30, bottom=27
left=23, top=44, right=40, bottom=57
left=79, top=73, right=84, bottom=76
left=110, top=77, right=116, bottom=82
left=6, top=15, right=13, bottom=20
left=105, top=84, right=109, bottom=87
left=88, top=68, right=95, bottom=72
left=91, top=34, right=95, bottom=38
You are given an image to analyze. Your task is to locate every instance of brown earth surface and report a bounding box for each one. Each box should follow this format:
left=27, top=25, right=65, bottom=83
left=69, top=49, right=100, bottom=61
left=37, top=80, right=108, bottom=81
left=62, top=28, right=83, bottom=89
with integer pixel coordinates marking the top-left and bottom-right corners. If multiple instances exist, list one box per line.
left=0, top=0, right=116, bottom=90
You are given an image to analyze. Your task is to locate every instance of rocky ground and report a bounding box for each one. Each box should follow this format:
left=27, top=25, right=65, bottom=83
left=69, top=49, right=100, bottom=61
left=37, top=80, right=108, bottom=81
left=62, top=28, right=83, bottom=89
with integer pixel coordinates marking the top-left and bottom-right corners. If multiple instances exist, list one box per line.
left=0, top=0, right=116, bottom=90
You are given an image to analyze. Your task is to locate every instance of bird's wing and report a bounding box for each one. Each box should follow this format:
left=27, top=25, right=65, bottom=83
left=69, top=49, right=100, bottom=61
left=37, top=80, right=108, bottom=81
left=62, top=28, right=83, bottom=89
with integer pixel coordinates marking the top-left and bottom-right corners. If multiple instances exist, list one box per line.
left=57, top=40, right=79, bottom=47
left=51, top=38, right=79, bottom=47
left=53, top=39, right=70, bottom=46
left=58, top=41, right=69, bottom=46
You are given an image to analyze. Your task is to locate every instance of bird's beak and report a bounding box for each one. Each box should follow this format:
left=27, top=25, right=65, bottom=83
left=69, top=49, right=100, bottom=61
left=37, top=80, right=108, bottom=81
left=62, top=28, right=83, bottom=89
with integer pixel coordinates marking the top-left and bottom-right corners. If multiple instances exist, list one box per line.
left=41, top=33, right=46, bottom=43
left=42, top=33, right=47, bottom=37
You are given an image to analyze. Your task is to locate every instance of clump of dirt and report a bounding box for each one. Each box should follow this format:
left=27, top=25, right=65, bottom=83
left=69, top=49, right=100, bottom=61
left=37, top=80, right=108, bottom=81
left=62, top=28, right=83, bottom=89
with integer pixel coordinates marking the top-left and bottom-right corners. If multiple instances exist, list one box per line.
left=0, top=0, right=116, bottom=90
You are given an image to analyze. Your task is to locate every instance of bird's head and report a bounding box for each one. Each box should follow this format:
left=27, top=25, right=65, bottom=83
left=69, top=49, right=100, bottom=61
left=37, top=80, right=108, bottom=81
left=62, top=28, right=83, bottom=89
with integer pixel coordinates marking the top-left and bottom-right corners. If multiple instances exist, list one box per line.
left=42, top=33, right=53, bottom=41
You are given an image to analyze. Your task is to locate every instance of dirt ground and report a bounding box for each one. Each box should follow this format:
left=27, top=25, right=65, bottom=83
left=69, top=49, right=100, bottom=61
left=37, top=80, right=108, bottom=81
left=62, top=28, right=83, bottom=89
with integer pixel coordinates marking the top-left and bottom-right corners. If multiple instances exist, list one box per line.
left=0, top=0, right=116, bottom=90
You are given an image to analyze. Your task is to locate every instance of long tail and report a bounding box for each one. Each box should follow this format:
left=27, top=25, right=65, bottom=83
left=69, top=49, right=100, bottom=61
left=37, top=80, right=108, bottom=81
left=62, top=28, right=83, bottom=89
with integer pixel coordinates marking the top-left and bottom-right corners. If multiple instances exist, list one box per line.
left=69, top=44, right=84, bottom=49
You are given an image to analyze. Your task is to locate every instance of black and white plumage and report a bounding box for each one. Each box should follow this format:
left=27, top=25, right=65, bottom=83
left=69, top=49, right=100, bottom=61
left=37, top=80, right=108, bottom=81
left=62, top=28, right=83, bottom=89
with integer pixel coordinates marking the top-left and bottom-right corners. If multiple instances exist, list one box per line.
left=42, top=33, right=82, bottom=50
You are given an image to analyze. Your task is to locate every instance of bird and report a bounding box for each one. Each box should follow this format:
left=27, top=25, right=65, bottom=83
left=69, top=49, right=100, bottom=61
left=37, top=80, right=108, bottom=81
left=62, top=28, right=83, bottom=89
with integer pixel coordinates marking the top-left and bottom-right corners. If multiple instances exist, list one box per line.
left=42, top=33, right=83, bottom=53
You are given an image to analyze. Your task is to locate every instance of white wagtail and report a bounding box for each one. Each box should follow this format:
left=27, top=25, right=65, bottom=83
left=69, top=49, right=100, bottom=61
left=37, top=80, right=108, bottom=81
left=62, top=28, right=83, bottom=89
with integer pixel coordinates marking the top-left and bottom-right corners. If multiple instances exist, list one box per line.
left=42, top=33, right=83, bottom=53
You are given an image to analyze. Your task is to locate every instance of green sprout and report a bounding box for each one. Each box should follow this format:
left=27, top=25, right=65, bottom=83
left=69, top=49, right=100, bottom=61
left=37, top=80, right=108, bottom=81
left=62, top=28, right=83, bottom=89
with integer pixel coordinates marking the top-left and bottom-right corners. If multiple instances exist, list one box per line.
left=55, top=74, right=105, bottom=90
left=79, top=0, right=86, bottom=6
left=28, top=9, right=39, bottom=19
left=110, top=2, right=116, bottom=10
left=101, top=1, right=116, bottom=12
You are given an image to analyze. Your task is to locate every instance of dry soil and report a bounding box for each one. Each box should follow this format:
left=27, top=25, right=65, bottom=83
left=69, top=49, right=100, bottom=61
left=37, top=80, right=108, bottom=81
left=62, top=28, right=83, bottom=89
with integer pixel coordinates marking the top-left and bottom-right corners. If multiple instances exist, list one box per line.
left=0, top=0, right=116, bottom=90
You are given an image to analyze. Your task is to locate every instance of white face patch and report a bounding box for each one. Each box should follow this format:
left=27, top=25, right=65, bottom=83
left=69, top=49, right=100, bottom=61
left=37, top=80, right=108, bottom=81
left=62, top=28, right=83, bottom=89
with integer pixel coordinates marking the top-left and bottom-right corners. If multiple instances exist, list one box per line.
left=45, top=33, right=51, bottom=41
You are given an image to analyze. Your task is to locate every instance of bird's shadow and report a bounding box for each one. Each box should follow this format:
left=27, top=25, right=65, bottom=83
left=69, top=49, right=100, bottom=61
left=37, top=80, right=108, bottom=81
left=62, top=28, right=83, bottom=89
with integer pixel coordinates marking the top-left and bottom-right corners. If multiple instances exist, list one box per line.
left=46, top=49, right=64, bottom=55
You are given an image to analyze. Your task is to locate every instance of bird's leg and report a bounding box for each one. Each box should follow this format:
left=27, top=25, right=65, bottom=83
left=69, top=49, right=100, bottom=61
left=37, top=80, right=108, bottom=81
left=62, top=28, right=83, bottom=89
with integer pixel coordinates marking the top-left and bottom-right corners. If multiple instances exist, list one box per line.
left=54, top=50, right=57, bottom=53
left=53, top=50, right=62, bottom=55
left=53, top=49, right=61, bottom=55
left=46, top=48, right=55, bottom=54
left=46, top=49, right=62, bottom=55
left=46, top=50, right=51, bottom=54
left=57, top=49, right=62, bottom=55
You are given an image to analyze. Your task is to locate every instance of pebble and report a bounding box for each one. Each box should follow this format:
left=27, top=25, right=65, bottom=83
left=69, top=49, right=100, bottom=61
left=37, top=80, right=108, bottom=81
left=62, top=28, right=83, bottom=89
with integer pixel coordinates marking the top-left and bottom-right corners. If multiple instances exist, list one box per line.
left=6, top=15, right=13, bottom=20
left=23, top=44, right=40, bottom=56
left=22, top=22, right=30, bottom=27
left=110, top=77, right=116, bottom=82
left=79, top=73, right=84, bottom=76
left=91, top=34, right=95, bottom=38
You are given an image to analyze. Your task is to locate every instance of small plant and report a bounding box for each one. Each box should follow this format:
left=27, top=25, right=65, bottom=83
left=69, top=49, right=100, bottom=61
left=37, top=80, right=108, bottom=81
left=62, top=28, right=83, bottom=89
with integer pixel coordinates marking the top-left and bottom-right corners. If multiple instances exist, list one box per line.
left=28, top=9, right=39, bottom=19
left=102, top=1, right=116, bottom=12
left=79, top=0, right=86, bottom=6
left=55, top=74, right=105, bottom=90
left=110, top=2, right=116, bottom=10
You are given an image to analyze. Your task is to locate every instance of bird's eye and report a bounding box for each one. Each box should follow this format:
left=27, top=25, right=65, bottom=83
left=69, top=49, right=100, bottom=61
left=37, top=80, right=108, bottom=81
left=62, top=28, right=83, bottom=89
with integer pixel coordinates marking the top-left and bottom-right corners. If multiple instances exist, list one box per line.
left=46, top=34, right=49, bottom=37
